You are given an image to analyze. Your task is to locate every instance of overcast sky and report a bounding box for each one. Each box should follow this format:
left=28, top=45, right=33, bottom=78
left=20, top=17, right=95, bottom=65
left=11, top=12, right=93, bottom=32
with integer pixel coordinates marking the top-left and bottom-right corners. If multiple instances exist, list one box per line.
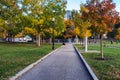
left=66, top=0, right=120, bottom=13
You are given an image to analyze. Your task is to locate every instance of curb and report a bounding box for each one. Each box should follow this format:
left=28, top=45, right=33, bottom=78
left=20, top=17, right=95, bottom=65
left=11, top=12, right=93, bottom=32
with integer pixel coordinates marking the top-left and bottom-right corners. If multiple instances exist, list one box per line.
left=9, top=46, right=62, bottom=80
left=74, top=46, right=99, bottom=80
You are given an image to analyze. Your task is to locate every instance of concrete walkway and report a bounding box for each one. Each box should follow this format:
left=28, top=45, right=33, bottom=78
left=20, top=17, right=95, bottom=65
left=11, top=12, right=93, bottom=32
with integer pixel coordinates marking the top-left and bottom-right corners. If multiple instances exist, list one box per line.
left=16, top=44, right=93, bottom=80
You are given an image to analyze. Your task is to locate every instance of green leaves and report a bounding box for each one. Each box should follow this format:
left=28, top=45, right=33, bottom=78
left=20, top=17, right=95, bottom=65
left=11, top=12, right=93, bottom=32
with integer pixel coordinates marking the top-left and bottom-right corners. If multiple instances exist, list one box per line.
left=0, top=0, right=67, bottom=43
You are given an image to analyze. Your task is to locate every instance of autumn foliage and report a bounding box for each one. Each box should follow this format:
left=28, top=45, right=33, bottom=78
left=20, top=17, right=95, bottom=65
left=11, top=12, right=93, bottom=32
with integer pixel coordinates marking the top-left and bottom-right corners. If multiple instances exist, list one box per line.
left=85, top=0, right=119, bottom=34
left=64, top=20, right=74, bottom=38
left=115, top=28, right=120, bottom=40
left=83, top=0, right=120, bottom=58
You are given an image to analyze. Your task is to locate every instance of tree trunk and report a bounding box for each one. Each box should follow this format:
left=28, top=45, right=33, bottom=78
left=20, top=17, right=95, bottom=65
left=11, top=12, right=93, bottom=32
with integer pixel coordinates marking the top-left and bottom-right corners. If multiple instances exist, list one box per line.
left=100, top=33, right=104, bottom=59
left=81, top=38, right=84, bottom=46
left=36, top=33, right=40, bottom=46
left=49, top=38, right=52, bottom=44
left=8, top=34, right=10, bottom=42
left=31, top=35, right=34, bottom=42
left=41, top=35, right=44, bottom=44
left=84, top=36, right=88, bottom=52
left=12, top=36, right=15, bottom=42
left=36, top=26, right=41, bottom=46
left=8, top=34, right=12, bottom=42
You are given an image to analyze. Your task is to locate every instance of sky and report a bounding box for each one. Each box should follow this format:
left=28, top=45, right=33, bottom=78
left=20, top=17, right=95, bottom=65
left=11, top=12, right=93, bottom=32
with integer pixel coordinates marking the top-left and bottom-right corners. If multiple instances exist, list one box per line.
left=66, top=0, right=120, bottom=13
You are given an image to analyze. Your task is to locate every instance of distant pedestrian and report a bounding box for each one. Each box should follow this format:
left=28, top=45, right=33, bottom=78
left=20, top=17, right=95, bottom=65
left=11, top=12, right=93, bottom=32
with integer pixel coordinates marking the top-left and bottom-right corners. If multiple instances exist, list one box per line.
left=62, top=42, right=65, bottom=45
left=110, top=40, right=113, bottom=44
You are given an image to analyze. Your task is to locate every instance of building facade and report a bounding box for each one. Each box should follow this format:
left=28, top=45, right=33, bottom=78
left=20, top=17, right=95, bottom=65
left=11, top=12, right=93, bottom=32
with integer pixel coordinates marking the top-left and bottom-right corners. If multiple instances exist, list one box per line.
left=65, top=10, right=71, bottom=20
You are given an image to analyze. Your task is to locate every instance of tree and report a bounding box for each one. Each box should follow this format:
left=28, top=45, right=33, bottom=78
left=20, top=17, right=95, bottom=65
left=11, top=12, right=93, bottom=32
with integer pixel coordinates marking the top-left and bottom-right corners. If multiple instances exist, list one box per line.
left=0, top=18, right=6, bottom=39
left=73, top=27, right=80, bottom=36
left=71, top=10, right=81, bottom=37
left=72, top=6, right=91, bottom=52
left=115, top=28, right=120, bottom=40
left=64, top=19, right=74, bottom=38
left=44, top=28, right=57, bottom=44
left=21, top=0, right=67, bottom=46
left=21, top=0, right=46, bottom=46
left=0, top=0, right=67, bottom=45
left=84, top=0, right=119, bottom=58
left=0, top=0, right=23, bottom=42
left=23, top=27, right=37, bottom=41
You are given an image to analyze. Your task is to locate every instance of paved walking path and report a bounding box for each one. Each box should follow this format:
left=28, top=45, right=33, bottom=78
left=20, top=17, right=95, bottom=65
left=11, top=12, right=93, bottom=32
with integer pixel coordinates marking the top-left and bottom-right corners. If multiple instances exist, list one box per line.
left=17, top=44, right=93, bottom=80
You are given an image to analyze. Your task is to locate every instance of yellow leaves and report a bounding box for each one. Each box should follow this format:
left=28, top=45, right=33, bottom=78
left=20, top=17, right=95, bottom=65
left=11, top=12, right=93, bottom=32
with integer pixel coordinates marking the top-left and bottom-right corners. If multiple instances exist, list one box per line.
left=93, top=21, right=98, bottom=27
left=79, top=20, right=91, bottom=36
left=33, top=19, right=44, bottom=25
left=72, top=15, right=91, bottom=38
left=81, top=5, right=89, bottom=13
left=45, top=28, right=53, bottom=34
left=0, top=30, right=6, bottom=38
left=85, top=30, right=92, bottom=37
left=56, top=0, right=61, bottom=2
left=73, top=27, right=91, bottom=38
left=23, top=27, right=37, bottom=36
left=73, top=27, right=80, bottom=35
left=23, top=0, right=30, bottom=5
left=117, top=28, right=120, bottom=33
left=45, top=28, right=58, bottom=37
left=15, top=32, right=23, bottom=38
left=84, top=21, right=91, bottom=28
left=0, top=19, right=4, bottom=27
left=102, top=22, right=107, bottom=28
left=79, top=30, right=91, bottom=38
left=39, top=19, right=44, bottom=25
left=115, top=35, right=120, bottom=40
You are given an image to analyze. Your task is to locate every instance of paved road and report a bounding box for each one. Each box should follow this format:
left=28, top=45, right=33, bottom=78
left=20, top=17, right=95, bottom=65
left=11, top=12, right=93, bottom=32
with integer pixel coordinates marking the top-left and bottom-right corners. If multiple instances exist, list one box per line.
left=17, top=44, right=93, bottom=80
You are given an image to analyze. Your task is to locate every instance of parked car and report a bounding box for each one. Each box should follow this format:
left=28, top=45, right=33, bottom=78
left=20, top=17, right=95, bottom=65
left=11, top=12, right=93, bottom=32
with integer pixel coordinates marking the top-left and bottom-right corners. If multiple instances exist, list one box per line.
left=19, top=35, right=32, bottom=42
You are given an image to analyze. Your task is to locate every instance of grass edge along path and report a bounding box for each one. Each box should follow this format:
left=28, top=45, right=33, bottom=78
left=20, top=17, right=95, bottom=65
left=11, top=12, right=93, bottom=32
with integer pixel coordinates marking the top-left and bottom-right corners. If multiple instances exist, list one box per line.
left=0, top=43, right=61, bottom=80
left=75, top=44, right=120, bottom=80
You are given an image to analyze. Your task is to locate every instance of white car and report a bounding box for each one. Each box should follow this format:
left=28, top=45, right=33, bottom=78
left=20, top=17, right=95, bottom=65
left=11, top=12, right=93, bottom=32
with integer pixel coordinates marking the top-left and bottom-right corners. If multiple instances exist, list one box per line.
left=19, top=35, right=32, bottom=42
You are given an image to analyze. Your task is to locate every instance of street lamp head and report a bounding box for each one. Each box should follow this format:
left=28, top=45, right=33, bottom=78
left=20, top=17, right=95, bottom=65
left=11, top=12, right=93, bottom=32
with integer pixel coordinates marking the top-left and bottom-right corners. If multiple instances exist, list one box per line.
left=52, top=10, right=56, bottom=13
left=5, top=21, right=8, bottom=24
left=52, top=18, right=55, bottom=22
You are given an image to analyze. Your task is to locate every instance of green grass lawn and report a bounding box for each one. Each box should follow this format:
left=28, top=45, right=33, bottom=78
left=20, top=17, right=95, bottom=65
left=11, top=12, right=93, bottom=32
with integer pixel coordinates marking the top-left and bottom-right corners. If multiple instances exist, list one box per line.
left=76, top=43, right=120, bottom=80
left=0, top=42, right=61, bottom=80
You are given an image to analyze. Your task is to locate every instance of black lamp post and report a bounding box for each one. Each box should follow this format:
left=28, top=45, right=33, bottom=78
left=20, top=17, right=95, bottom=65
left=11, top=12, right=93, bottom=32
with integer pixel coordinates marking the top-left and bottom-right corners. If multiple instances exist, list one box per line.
left=52, top=18, right=55, bottom=50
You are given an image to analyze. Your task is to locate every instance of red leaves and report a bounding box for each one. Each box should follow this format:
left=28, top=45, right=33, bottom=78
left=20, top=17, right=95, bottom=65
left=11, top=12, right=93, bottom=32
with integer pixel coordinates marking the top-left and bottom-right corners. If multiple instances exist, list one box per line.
left=84, top=0, right=119, bottom=33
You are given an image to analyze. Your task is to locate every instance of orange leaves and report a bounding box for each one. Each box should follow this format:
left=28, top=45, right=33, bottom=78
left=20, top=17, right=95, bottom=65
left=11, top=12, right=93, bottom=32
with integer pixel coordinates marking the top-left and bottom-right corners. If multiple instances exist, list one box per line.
left=107, top=27, right=113, bottom=32
left=64, top=20, right=74, bottom=38
left=64, top=34, right=72, bottom=39
left=112, top=19, right=117, bottom=24
left=115, top=28, right=120, bottom=40
left=64, top=20, right=74, bottom=28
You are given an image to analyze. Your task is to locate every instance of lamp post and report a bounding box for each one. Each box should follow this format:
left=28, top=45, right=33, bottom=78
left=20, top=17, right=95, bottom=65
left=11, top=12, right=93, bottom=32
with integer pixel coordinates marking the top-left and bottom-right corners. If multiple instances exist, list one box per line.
left=52, top=18, right=55, bottom=50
